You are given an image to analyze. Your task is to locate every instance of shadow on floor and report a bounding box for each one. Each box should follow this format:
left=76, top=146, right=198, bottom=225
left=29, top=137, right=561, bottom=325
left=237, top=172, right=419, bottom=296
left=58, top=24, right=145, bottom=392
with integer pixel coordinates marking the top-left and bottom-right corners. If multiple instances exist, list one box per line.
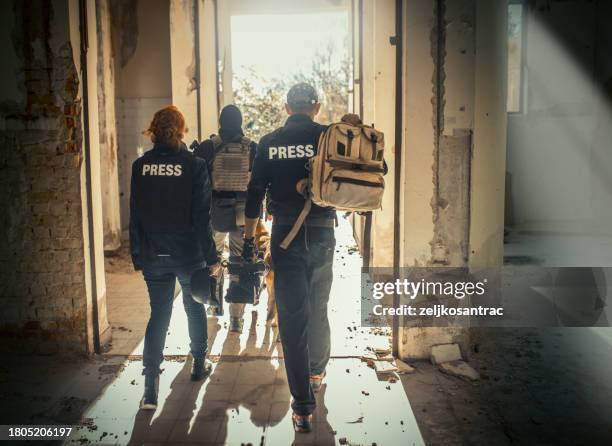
left=125, top=312, right=335, bottom=445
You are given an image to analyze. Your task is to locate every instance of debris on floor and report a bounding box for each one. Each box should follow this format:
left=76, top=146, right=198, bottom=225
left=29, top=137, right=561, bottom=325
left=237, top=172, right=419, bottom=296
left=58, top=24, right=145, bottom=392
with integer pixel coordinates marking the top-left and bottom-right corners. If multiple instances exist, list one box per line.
left=373, top=360, right=399, bottom=374
left=373, top=346, right=392, bottom=356
left=347, top=416, right=364, bottom=424
left=430, top=343, right=462, bottom=365
left=438, top=360, right=480, bottom=381
left=396, top=359, right=415, bottom=374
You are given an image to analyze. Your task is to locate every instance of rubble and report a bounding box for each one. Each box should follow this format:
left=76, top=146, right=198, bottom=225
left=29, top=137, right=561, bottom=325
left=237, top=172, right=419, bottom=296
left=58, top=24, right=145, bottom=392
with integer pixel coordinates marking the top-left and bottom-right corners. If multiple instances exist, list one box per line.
left=373, top=347, right=392, bottom=356
left=396, top=359, right=416, bottom=374
left=373, top=360, right=399, bottom=374
left=439, top=360, right=480, bottom=381
left=431, top=343, right=462, bottom=365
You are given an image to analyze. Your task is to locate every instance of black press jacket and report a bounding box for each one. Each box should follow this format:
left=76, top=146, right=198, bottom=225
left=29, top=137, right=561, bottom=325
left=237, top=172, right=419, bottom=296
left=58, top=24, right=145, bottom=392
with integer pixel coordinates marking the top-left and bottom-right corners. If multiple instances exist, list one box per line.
left=129, top=143, right=218, bottom=272
left=245, top=114, right=335, bottom=220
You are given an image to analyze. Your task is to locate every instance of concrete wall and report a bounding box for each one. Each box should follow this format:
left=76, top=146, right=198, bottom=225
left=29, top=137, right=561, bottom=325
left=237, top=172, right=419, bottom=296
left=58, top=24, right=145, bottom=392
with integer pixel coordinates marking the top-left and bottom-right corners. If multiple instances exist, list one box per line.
left=169, top=0, right=200, bottom=140
left=469, top=0, right=507, bottom=267
left=96, top=0, right=121, bottom=251
left=0, top=0, right=109, bottom=353
left=361, top=0, right=396, bottom=268
left=399, top=0, right=436, bottom=268
left=112, top=0, right=172, bottom=98
left=111, top=0, right=172, bottom=229
left=73, top=0, right=111, bottom=352
left=506, top=0, right=612, bottom=235
left=398, top=0, right=508, bottom=359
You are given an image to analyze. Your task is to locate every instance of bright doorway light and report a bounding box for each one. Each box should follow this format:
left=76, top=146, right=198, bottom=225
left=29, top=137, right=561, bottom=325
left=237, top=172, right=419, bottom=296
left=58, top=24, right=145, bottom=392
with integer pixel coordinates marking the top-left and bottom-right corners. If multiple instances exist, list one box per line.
left=230, top=12, right=351, bottom=140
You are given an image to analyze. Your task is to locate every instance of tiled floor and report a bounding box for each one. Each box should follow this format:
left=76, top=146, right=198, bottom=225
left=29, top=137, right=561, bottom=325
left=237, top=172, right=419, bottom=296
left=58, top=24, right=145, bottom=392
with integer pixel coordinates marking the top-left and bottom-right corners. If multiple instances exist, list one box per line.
left=66, top=215, right=425, bottom=445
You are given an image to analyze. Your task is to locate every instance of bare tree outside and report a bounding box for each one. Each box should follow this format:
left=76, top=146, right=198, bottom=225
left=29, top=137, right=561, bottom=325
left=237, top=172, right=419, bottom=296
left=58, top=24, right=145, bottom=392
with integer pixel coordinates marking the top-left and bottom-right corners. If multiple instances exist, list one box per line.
left=234, top=39, right=351, bottom=142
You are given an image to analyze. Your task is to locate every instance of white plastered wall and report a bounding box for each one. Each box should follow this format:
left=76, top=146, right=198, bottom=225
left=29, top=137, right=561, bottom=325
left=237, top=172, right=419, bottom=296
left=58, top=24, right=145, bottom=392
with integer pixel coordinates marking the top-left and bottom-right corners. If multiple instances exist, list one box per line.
left=361, top=0, right=396, bottom=268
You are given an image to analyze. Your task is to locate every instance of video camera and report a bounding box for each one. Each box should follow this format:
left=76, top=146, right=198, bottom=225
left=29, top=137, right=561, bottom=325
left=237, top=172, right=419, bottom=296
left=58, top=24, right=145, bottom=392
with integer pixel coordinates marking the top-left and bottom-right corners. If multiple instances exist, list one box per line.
left=190, top=255, right=268, bottom=309
left=223, top=256, right=268, bottom=305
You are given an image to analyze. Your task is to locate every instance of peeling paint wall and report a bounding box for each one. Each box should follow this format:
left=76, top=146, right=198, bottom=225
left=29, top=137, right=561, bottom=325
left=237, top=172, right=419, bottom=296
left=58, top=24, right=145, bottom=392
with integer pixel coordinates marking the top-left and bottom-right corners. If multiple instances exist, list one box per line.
left=0, top=0, right=88, bottom=352
left=110, top=0, right=172, bottom=229
left=361, top=0, right=396, bottom=268
left=431, top=0, right=475, bottom=267
left=169, top=0, right=198, bottom=139
left=398, top=0, right=507, bottom=359
left=400, top=0, right=436, bottom=268
left=96, top=0, right=121, bottom=251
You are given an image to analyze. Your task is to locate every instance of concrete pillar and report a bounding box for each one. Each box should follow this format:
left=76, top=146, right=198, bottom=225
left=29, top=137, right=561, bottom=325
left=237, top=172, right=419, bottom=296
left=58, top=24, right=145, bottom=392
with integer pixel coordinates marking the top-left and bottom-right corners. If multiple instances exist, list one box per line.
left=469, top=0, right=507, bottom=267
left=397, top=0, right=507, bottom=360
left=70, top=0, right=111, bottom=351
left=95, top=0, right=121, bottom=251
left=169, top=0, right=199, bottom=139
left=215, top=0, right=234, bottom=108
left=361, top=0, right=396, bottom=268
left=200, top=0, right=219, bottom=138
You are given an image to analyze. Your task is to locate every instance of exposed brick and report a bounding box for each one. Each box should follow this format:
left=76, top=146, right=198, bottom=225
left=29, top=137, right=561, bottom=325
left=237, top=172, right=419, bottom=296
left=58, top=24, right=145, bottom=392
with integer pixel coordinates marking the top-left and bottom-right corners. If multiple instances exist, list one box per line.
left=0, top=6, right=88, bottom=353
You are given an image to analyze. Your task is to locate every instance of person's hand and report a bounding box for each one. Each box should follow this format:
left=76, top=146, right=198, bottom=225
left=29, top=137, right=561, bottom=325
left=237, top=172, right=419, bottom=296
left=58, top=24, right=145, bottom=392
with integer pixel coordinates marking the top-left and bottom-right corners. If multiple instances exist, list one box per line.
left=242, top=237, right=256, bottom=261
left=341, top=113, right=362, bottom=126
left=208, top=262, right=221, bottom=277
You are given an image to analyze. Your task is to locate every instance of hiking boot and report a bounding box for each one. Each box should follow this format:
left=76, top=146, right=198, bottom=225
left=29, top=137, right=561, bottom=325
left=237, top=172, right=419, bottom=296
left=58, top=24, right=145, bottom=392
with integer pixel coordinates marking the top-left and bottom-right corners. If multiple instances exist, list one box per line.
left=292, top=413, right=313, bottom=433
left=140, top=374, right=159, bottom=410
left=310, top=371, right=326, bottom=393
left=229, top=317, right=243, bottom=333
left=190, top=358, right=213, bottom=381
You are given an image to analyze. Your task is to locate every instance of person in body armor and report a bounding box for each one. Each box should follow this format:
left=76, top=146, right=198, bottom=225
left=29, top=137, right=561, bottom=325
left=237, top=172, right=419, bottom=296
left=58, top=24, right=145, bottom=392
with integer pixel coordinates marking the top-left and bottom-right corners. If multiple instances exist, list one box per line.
left=194, top=105, right=257, bottom=333
left=243, top=83, right=359, bottom=432
left=130, top=106, right=220, bottom=410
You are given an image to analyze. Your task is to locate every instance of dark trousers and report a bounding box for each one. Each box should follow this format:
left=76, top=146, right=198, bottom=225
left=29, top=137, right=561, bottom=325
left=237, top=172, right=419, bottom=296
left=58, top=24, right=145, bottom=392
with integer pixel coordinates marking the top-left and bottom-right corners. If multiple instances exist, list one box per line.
left=142, top=267, right=207, bottom=376
left=271, top=224, right=335, bottom=415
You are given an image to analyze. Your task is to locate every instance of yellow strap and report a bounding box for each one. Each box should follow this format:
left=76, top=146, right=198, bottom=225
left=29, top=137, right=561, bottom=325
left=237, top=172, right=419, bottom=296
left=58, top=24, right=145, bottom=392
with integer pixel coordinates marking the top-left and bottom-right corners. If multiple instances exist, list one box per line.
left=279, top=198, right=312, bottom=250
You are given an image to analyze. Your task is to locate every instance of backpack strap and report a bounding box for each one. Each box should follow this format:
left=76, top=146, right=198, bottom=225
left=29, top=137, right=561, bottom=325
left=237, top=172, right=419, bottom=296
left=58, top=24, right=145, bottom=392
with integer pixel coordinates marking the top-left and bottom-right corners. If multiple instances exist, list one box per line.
left=346, top=128, right=355, bottom=158
left=280, top=179, right=311, bottom=249
left=279, top=198, right=312, bottom=250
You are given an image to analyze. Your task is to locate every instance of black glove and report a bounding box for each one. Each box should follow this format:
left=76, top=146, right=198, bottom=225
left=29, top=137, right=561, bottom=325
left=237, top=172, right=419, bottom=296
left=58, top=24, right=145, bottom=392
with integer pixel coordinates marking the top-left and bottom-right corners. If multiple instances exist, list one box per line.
left=242, top=237, right=256, bottom=261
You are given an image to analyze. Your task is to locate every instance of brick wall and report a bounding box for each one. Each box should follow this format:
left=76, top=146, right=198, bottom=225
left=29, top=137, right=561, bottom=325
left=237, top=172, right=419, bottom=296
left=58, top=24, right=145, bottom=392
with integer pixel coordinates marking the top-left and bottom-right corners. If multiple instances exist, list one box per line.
left=0, top=0, right=87, bottom=353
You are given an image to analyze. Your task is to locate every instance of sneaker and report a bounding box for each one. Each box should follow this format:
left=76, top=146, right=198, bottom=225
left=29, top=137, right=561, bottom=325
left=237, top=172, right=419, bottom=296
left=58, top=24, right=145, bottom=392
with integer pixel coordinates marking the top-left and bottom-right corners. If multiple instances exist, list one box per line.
left=191, top=358, right=213, bottom=381
left=140, top=375, right=159, bottom=410
left=229, top=317, right=243, bottom=333
left=292, top=413, right=313, bottom=433
left=310, top=371, right=326, bottom=393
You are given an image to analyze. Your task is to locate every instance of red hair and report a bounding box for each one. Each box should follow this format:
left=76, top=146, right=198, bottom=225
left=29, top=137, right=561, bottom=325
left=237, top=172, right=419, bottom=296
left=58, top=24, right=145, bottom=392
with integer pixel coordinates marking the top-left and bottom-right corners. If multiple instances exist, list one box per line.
left=143, top=105, right=188, bottom=148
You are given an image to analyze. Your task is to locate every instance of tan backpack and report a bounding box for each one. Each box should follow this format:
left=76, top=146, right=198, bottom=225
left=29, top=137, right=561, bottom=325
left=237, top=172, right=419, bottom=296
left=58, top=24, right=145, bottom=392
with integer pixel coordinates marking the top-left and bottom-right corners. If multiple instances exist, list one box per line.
left=211, top=135, right=251, bottom=192
left=280, top=122, right=385, bottom=249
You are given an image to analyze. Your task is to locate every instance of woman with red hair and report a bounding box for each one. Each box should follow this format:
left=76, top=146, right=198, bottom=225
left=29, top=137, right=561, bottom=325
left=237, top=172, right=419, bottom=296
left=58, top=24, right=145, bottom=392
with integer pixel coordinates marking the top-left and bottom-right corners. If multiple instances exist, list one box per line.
left=130, top=105, right=220, bottom=409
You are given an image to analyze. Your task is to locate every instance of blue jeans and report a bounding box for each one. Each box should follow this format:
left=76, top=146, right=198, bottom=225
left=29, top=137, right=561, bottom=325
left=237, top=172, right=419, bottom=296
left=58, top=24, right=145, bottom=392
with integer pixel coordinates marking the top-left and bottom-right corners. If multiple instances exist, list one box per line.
left=270, top=224, right=335, bottom=415
left=142, top=267, right=207, bottom=376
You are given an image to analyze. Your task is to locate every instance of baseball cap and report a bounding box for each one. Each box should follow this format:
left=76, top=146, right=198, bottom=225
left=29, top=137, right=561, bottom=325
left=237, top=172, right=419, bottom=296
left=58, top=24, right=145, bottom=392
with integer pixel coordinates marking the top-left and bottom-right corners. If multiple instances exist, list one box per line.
left=287, top=83, right=319, bottom=108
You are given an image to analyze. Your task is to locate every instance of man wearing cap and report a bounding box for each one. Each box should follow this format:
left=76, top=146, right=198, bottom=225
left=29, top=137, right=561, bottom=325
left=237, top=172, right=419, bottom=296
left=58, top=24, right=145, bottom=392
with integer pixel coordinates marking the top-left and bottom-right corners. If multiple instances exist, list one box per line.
left=242, top=83, right=355, bottom=432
